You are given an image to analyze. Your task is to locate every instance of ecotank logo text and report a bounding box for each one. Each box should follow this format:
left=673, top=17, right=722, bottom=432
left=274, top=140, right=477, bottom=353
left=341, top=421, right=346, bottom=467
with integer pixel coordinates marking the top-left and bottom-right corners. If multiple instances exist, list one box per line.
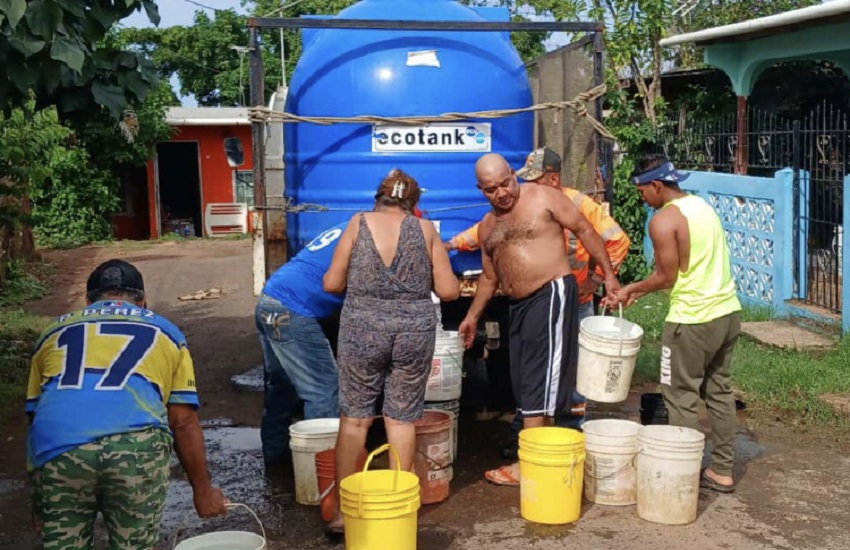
left=371, top=123, right=491, bottom=153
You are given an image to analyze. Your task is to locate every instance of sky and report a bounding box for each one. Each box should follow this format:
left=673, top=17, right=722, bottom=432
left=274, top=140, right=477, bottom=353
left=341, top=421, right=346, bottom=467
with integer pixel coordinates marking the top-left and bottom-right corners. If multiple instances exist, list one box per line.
left=124, top=0, right=246, bottom=29
left=122, top=0, right=837, bottom=105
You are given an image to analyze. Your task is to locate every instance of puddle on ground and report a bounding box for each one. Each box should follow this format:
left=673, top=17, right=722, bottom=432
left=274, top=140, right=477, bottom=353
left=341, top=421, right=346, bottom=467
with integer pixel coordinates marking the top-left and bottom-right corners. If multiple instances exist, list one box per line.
left=200, top=418, right=236, bottom=428
left=231, top=365, right=264, bottom=392
left=733, top=428, right=767, bottom=464
left=524, top=522, right=575, bottom=539
left=160, top=425, right=296, bottom=545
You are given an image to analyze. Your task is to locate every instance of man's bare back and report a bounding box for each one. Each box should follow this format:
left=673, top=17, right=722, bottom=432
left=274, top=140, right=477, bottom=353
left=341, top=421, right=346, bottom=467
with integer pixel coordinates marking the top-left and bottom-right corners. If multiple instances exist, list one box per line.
left=479, top=184, right=572, bottom=299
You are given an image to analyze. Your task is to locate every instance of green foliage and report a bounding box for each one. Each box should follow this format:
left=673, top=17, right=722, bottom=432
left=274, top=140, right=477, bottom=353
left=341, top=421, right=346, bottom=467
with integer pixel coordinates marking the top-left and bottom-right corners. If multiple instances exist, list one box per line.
left=623, top=293, right=850, bottom=427
left=245, top=0, right=354, bottom=87
left=0, top=97, right=69, bottom=240
left=67, top=78, right=177, bottom=169
left=117, top=1, right=551, bottom=108
left=29, top=146, right=119, bottom=249
left=675, top=0, right=820, bottom=69
left=0, top=259, right=49, bottom=307
left=0, top=0, right=162, bottom=116
left=0, top=84, right=175, bottom=251
left=0, top=307, right=49, bottom=415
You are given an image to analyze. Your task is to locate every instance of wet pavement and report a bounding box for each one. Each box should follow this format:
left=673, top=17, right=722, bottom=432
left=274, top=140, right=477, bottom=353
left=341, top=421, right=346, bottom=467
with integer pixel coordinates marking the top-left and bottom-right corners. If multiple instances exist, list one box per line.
left=231, top=365, right=265, bottom=393
left=3, top=240, right=850, bottom=549
left=155, top=391, right=772, bottom=550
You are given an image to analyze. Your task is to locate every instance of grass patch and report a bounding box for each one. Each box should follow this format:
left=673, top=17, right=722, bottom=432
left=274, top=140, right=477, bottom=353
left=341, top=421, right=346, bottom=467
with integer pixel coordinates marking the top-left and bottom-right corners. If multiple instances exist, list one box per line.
left=0, top=260, right=52, bottom=415
left=0, top=309, right=50, bottom=415
left=0, top=259, right=51, bottom=307
left=620, top=293, right=850, bottom=426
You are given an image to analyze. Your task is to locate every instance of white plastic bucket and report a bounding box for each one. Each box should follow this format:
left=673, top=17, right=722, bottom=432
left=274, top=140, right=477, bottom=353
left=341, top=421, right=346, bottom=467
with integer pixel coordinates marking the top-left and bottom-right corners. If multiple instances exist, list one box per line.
left=424, top=400, right=460, bottom=480
left=576, top=305, right=644, bottom=403
left=173, top=503, right=265, bottom=550
left=289, top=418, right=340, bottom=505
left=583, top=419, right=641, bottom=506
left=636, top=425, right=705, bottom=525
left=425, top=330, right=463, bottom=402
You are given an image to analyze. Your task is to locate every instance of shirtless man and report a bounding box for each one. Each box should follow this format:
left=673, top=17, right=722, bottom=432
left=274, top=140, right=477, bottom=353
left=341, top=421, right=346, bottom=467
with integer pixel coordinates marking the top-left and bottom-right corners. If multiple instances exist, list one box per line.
left=459, top=153, right=620, bottom=485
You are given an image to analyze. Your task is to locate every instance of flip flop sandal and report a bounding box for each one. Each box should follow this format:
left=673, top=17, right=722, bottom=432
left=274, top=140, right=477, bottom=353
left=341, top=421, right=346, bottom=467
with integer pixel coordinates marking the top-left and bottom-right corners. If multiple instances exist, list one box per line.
left=485, top=466, right=520, bottom=486
left=700, top=471, right=737, bottom=493
left=324, top=522, right=345, bottom=541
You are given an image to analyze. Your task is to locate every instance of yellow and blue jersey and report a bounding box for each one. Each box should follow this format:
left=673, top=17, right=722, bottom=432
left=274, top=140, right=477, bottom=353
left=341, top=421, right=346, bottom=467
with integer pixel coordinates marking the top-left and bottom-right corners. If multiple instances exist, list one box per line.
left=26, top=300, right=198, bottom=470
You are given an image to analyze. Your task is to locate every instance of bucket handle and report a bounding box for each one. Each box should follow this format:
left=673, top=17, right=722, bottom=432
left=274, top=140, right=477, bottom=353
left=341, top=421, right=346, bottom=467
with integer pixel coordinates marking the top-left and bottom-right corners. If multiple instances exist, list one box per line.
left=584, top=453, right=637, bottom=481
left=171, top=503, right=266, bottom=550
left=597, top=302, right=625, bottom=358
left=357, top=443, right=402, bottom=518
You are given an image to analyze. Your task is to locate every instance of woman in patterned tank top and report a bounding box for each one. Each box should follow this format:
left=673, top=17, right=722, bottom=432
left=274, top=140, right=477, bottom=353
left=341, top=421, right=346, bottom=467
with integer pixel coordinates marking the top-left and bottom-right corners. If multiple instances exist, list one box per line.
left=323, top=169, right=459, bottom=535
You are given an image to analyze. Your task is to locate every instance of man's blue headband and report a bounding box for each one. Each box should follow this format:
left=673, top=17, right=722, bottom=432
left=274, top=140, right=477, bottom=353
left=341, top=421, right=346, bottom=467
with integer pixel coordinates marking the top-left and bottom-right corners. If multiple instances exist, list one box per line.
left=631, top=162, right=690, bottom=186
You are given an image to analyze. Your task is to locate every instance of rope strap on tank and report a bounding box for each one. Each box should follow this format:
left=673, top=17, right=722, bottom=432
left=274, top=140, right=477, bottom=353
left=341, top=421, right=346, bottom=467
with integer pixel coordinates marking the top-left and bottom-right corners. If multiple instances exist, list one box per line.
left=261, top=198, right=491, bottom=215
left=248, top=84, right=614, bottom=140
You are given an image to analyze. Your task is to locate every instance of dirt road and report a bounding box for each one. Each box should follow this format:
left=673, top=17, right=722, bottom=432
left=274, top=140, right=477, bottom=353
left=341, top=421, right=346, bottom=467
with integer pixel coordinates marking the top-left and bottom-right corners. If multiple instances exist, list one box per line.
left=1, top=239, right=849, bottom=549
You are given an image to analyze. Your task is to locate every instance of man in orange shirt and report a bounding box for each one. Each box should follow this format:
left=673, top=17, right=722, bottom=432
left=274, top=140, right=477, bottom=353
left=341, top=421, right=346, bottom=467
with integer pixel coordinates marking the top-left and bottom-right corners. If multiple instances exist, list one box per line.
left=447, top=148, right=629, bottom=447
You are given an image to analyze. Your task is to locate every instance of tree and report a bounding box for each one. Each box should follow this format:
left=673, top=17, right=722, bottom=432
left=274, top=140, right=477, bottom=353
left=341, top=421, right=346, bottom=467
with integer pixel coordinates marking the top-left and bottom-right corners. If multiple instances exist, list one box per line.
left=0, top=0, right=162, bottom=117
left=116, top=0, right=550, bottom=109
left=118, top=7, right=282, bottom=106
left=0, top=99, right=69, bottom=279
left=674, top=0, right=820, bottom=69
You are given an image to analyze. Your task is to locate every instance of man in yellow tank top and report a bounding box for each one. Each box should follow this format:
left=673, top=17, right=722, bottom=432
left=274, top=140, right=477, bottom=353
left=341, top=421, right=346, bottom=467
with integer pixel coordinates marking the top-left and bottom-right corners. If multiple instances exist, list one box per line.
left=604, top=155, right=742, bottom=493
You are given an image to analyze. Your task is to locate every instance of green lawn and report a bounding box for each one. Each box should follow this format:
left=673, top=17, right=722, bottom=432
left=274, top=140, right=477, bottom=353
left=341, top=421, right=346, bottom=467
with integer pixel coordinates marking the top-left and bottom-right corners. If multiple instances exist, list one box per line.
left=621, top=293, right=850, bottom=427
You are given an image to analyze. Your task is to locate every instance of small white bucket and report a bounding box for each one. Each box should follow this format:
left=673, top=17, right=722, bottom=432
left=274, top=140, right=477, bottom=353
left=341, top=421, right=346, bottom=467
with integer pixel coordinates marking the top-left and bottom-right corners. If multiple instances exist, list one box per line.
left=636, top=425, right=706, bottom=525
left=583, top=419, right=641, bottom=506
left=425, top=330, right=463, bottom=402
left=576, top=305, right=644, bottom=403
left=173, top=503, right=265, bottom=550
left=289, top=418, right=340, bottom=506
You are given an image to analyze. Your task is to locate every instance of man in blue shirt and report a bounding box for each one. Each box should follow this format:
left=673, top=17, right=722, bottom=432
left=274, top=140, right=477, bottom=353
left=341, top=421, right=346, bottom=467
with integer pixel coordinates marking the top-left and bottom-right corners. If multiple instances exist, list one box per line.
left=255, top=223, right=347, bottom=465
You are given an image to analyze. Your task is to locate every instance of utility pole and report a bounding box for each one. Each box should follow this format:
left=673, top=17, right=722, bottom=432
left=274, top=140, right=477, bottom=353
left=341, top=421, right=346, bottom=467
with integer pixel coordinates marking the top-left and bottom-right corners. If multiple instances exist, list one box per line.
left=230, top=45, right=250, bottom=106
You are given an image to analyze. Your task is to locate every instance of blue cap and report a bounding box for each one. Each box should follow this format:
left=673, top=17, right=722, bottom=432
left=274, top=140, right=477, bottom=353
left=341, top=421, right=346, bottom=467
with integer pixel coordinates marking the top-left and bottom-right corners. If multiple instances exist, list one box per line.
left=631, top=162, right=690, bottom=186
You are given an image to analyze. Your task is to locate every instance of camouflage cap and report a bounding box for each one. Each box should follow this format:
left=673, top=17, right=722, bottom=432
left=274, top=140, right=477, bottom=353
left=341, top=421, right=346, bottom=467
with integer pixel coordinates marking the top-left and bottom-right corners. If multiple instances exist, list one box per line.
left=516, top=147, right=562, bottom=181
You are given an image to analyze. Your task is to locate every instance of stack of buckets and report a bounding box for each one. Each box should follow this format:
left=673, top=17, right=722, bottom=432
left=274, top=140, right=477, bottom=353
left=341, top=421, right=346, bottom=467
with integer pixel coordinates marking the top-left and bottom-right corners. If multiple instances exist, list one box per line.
left=422, top=320, right=464, bottom=486
left=289, top=418, right=340, bottom=506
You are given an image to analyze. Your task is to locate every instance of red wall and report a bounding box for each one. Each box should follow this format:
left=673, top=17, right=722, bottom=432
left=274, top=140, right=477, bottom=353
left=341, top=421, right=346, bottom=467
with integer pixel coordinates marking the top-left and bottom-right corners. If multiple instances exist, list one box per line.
left=146, top=124, right=254, bottom=238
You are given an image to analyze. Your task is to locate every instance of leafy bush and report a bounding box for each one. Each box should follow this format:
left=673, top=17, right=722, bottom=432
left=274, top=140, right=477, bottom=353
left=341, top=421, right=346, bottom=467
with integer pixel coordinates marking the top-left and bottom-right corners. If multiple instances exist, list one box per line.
left=30, top=147, right=119, bottom=249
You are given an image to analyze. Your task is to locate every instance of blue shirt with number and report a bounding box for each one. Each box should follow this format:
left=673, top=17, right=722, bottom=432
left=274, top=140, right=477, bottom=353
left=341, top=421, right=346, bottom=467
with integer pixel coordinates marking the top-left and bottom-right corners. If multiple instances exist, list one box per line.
left=262, top=222, right=347, bottom=319
left=26, top=301, right=199, bottom=471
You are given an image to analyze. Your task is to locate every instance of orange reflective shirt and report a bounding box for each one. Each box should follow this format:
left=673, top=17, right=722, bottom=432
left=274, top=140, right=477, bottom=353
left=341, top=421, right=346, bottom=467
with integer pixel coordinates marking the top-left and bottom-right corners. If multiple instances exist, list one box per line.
left=449, top=188, right=630, bottom=304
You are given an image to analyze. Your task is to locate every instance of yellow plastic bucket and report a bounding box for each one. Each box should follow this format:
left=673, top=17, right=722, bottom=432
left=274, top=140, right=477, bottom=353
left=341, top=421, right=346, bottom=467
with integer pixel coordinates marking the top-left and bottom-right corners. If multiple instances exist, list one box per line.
left=518, top=427, right=586, bottom=525
left=339, top=444, right=421, bottom=550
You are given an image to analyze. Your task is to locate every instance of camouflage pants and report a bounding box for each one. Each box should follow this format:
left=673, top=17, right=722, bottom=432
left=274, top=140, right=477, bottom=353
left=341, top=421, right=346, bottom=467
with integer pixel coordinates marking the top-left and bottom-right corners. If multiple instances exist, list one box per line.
left=33, top=429, right=172, bottom=550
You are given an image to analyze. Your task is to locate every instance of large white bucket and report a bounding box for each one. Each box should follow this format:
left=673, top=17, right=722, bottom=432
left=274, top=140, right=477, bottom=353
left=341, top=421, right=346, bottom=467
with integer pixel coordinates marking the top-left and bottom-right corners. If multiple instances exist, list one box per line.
left=425, top=330, right=463, bottom=402
left=576, top=306, right=644, bottom=403
left=173, top=503, right=265, bottom=550
left=636, top=425, right=705, bottom=525
left=289, top=418, right=339, bottom=505
left=583, top=419, right=641, bottom=506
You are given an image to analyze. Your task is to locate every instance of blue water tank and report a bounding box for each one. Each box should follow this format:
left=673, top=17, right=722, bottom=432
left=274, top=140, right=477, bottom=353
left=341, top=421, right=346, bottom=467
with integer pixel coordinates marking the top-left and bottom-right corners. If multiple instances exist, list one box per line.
left=283, top=0, right=534, bottom=272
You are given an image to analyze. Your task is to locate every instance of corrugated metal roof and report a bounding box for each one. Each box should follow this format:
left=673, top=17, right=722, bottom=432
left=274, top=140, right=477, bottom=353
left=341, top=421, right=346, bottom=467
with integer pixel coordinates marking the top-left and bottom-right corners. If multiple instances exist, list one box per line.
left=166, top=107, right=250, bottom=126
